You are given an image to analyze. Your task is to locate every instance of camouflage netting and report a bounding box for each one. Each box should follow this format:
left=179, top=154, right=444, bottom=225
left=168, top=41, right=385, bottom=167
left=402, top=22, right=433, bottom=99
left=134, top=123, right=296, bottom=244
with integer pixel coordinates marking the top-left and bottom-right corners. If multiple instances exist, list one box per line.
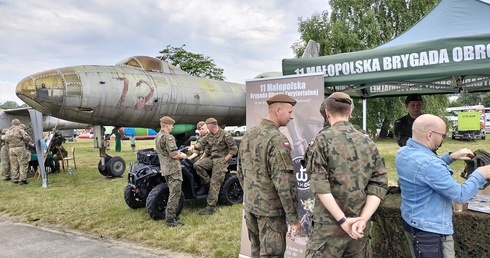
left=371, top=193, right=490, bottom=258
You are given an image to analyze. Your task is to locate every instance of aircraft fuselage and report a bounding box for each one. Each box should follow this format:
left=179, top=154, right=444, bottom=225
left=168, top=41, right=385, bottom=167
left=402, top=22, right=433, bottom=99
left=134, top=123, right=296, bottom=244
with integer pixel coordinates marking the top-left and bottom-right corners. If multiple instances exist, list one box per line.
left=16, top=56, right=246, bottom=128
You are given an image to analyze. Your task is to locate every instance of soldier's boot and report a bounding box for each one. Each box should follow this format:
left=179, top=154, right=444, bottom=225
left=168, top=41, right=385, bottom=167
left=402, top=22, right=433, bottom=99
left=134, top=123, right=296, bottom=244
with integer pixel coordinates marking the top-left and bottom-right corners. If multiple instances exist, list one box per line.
left=19, top=180, right=28, bottom=185
left=196, top=183, right=209, bottom=195
left=199, top=206, right=215, bottom=216
left=166, top=218, right=184, bottom=227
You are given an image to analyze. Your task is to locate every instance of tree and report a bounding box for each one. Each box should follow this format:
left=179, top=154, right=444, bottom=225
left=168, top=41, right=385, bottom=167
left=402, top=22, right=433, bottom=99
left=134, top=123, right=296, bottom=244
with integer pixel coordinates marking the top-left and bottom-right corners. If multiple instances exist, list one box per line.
left=481, top=93, right=490, bottom=107
left=0, top=101, right=25, bottom=109
left=292, top=0, right=448, bottom=136
left=157, top=45, right=225, bottom=81
left=457, top=92, right=484, bottom=106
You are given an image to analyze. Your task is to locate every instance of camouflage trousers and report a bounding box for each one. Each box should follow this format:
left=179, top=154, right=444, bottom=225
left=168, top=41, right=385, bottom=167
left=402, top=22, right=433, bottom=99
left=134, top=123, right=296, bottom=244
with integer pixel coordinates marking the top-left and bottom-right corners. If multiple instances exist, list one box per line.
left=306, top=221, right=370, bottom=258
left=194, top=157, right=228, bottom=207
left=9, top=146, right=29, bottom=182
left=1, top=145, right=10, bottom=179
left=244, top=211, right=288, bottom=258
left=164, top=173, right=183, bottom=221
left=193, top=157, right=212, bottom=184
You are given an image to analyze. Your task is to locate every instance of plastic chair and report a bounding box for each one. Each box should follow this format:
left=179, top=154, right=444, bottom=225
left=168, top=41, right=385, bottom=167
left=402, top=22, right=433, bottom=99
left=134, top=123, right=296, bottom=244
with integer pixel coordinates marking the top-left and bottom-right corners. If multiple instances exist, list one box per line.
left=63, top=147, right=77, bottom=170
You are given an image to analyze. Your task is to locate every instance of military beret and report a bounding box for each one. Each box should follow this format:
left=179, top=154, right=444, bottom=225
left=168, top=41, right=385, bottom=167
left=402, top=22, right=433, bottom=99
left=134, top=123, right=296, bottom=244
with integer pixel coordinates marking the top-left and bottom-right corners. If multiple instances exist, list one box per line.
left=159, top=116, right=175, bottom=125
left=405, top=94, right=423, bottom=105
left=205, top=117, right=218, bottom=124
left=266, top=94, right=297, bottom=106
left=196, top=121, right=206, bottom=129
left=327, top=92, right=352, bottom=105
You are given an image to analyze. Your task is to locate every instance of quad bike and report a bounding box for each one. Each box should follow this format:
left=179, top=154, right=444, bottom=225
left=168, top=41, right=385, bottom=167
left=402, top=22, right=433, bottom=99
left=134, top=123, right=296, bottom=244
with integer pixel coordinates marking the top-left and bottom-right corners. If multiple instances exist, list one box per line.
left=124, top=145, right=243, bottom=220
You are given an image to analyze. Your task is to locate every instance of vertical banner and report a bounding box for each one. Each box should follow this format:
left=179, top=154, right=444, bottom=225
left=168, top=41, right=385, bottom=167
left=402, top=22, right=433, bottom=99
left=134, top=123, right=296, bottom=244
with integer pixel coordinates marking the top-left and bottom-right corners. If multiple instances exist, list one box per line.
left=239, top=73, right=324, bottom=258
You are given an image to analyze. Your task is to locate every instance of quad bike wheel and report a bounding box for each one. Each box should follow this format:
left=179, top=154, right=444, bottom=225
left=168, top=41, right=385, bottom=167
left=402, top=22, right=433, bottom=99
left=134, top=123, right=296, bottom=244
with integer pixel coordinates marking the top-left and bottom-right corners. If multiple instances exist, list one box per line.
left=124, top=185, right=146, bottom=209
left=146, top=183, right=185, bottom=220
left=218, top=173, right=243, bottom=205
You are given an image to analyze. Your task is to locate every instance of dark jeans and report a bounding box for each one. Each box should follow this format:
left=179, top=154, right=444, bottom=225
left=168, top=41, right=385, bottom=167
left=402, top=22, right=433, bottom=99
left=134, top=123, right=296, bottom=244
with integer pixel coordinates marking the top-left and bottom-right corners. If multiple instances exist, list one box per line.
left=402, top=220, right=444, bottom=258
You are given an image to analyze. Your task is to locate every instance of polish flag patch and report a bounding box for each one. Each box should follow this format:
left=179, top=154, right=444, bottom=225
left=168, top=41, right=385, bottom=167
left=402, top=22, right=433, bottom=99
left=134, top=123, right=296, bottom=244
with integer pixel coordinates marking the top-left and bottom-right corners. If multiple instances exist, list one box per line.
left=283, top=141, right=290, bottom=148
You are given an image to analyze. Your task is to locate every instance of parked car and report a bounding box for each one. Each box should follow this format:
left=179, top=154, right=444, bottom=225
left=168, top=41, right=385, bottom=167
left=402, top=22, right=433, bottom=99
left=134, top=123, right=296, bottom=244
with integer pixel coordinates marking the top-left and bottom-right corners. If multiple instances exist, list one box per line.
left=224, top=126, right=238, bottom=133
left=232, top=126, right=246, bottom=136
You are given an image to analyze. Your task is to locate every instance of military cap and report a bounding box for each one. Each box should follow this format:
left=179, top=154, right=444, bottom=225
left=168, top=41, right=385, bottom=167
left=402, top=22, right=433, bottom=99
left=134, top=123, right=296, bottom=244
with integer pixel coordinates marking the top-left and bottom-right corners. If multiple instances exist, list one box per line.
left=327, top=92, right=352, bottom=105
left=11, top=119, right=20, bottom=126
left=159, top=116, right=175, bottom=125
left=405, top=94, right=423, bottom=105
left=196, top=121, right=206, bottom=129
left=205, top=117, right=218, bottom=124
left=266, top=94, right=297, bottom=106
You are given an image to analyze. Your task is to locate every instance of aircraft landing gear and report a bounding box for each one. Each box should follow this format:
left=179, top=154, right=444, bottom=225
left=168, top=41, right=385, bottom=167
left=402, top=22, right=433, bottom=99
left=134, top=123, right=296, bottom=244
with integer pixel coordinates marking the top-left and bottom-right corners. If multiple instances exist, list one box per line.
left=94, top=125, right=126, bottom=178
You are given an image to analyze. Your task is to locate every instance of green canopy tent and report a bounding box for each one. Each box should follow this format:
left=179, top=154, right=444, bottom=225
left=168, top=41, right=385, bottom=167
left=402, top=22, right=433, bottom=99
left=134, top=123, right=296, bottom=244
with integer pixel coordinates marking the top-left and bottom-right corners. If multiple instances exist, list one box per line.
left=282, top=0, right=490, bottom=98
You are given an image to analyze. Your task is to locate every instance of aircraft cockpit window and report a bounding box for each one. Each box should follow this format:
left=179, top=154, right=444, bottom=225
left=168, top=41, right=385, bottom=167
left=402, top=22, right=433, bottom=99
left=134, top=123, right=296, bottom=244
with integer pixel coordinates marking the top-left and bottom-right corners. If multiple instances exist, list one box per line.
left=116, top=56, right=189, bottom=75
left=116, top=56, right=163, bottom=73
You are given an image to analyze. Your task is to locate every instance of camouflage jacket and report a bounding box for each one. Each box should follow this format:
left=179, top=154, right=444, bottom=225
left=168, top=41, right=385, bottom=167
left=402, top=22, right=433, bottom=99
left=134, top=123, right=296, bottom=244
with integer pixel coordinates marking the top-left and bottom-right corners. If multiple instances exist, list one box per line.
left=237, top=119, right=298, bottom=224
left=193, top=133, right=209, bottom=156
left=155, top=130, right=181, bottom=176
left=307, top=120, right=387, bottom=224
left=203, top=128, right=237, bottom=159
left=302, top=126, right=329, bottom=168
left=5, top=125, right=31, bottom=148
left=394, top=114, right=415, bottom=147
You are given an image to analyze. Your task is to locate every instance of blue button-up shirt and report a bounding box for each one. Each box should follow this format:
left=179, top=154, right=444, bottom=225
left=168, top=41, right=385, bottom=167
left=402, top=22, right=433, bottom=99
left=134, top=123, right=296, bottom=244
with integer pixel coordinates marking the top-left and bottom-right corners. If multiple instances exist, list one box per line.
left=396, top=138, right=486, bottom=235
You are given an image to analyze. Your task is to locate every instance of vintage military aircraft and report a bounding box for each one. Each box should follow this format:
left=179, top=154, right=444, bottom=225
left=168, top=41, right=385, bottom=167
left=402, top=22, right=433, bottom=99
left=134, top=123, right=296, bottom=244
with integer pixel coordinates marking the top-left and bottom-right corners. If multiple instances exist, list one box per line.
left=16, top=56, right=246, bottom=176
left=0, top=107, right=89, bottom=131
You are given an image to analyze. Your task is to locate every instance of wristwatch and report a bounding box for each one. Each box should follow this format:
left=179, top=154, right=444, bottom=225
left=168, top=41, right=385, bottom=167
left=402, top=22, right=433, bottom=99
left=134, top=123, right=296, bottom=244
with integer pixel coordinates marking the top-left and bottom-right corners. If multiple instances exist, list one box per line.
left=337, top=216, right=347, bottom=226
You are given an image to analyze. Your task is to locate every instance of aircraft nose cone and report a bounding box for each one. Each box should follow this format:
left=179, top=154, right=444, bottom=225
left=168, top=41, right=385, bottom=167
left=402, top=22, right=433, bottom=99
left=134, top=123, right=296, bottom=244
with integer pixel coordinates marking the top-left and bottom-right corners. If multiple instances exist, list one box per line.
left=16, top=69, right=68, bottom=115
left=16, top=76, right=36, bottom=101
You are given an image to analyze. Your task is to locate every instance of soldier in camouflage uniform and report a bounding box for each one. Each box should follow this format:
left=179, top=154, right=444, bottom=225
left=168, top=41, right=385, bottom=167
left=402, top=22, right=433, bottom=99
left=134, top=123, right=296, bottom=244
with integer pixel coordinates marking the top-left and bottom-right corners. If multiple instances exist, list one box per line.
left=1, top=129, right=10, bottom=181
left=194, top=117, right=238, bottom=215
left=155, top=116, right=188, bottom=227
left=303, top=98, right=368, bottom=168
left=5, top=119, right=32, bottom=185
left=302, top=99, right=330, bottom=169
left=305, top=92, right=388, bottom=258
left=187, top=121, right=208, bottom=162
left=237, top=94, right=301, bottom=257
left=394, top=94, right=423, bottom=147
left=19, top=124, right=34, bottom=174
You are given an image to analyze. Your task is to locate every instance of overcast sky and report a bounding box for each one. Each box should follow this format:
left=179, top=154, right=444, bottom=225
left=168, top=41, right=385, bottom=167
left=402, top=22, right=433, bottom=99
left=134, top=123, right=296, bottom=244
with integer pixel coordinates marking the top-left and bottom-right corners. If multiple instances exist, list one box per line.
left=0, top=0, right=329, bottom=105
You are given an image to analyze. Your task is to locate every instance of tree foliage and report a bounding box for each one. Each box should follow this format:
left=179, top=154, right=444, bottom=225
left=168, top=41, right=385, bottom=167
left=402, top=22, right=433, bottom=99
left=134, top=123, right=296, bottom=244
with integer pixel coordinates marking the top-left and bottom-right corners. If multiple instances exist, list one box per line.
left=292, top=0, right=454, bottom=136
left=0, top=101, right=27, bottom=109
left=157, top=45, right=225, bottom=81
left=448, top=92, right=490, bottom=107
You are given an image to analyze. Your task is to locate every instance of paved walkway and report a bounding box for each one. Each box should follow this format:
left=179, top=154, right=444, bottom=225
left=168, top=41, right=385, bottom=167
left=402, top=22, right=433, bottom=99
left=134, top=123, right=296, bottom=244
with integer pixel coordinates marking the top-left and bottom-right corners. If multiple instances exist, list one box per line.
left=0, top=217, right=196, bottom=258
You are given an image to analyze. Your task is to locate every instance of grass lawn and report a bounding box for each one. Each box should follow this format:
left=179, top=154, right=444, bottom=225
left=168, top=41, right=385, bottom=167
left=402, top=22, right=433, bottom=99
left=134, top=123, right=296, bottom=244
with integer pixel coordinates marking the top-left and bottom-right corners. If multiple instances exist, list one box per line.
left=0, top=136, right=487, bottom=257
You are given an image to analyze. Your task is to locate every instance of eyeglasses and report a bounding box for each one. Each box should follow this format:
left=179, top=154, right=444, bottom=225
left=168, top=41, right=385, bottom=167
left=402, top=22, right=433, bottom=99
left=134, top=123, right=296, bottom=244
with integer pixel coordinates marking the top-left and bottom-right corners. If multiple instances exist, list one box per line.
left=430, top=131, right=447, bottom=139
